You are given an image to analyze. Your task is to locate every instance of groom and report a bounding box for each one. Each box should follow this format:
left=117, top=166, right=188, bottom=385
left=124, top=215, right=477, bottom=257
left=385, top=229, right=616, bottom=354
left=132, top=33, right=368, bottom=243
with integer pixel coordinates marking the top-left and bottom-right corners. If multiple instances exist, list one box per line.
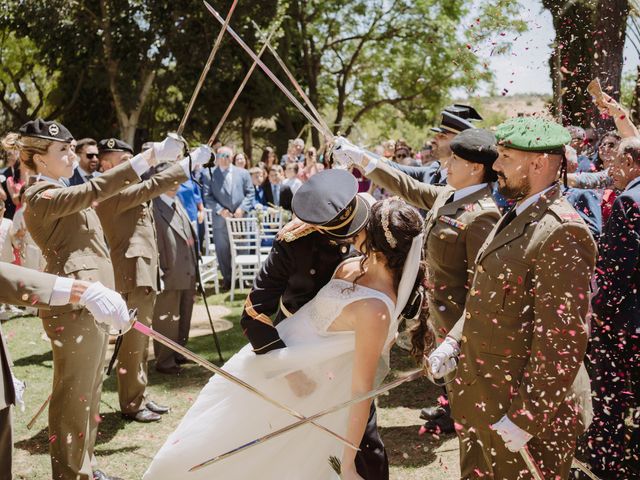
left=240, top=169, right=389, bottom=480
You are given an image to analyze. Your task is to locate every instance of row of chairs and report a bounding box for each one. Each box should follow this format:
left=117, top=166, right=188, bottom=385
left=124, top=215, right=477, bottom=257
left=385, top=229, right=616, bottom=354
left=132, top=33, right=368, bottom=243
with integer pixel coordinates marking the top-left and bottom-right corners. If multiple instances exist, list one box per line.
left=198, top=209, right=284, bottom=301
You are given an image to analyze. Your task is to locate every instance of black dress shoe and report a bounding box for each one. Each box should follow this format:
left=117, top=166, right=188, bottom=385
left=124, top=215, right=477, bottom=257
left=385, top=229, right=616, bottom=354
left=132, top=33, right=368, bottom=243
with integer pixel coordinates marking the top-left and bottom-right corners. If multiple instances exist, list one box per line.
left=419, top=414, right=455, bottom=435
left=122, top=408, right=161, bottom=423
left=156, top=365, right=182, bottom=375
left=175, top=356, right=195, bottom=365
left=146, top=400, right=170, bottom=415
left=93, top=470, right=124, bottom=480
left=420, top=405, right=447, bottom=421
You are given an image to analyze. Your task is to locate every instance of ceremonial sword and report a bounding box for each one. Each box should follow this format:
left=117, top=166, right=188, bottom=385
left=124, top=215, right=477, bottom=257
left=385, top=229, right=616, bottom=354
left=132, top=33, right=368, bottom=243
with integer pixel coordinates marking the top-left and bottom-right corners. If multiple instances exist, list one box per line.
left=130, top=321, right=358, bottom=451
left=189, top=368, right=426, bottom=471
left=203, top=0, right=334, bottom=141
left=206, top=23, right=280, bottom=147
left=176, top=0, right=239, bottom=136
left=250, top=20, right=332, bottom=136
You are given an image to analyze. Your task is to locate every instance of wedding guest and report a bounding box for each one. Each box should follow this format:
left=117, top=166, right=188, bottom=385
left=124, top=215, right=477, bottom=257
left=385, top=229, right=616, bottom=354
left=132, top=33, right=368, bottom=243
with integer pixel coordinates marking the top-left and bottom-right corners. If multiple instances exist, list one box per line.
left=233, top=152, right=248, bottom=170
left=249, top=167, right=268, bottom=208
left=264, top=165, right=284, bottom=207
left=260, top=146, right=277, bottom=170
left=69, top=138, right=100, bottom=185
left=283, top=163, right=303, bottom=194
left=298, top=147, right=319, bottom=182
left=280, top=138, right=305, bottom=165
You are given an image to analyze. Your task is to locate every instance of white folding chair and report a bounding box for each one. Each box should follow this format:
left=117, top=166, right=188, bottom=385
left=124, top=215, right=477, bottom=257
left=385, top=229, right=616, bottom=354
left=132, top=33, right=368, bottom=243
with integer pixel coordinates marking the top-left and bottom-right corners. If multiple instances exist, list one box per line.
left=198, top=208, right=219, bottom=294
left=259, top=209, right=282, bottom=259
left=225, top=217, right=261, bottom=301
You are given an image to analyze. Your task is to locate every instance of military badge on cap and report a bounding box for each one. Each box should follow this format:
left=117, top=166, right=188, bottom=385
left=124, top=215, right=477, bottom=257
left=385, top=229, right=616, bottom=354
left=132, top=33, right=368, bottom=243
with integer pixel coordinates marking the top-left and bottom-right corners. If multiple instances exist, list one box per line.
left=98, top=137, right=134, bottom=154
left=48, top=123, right=60, bottom=136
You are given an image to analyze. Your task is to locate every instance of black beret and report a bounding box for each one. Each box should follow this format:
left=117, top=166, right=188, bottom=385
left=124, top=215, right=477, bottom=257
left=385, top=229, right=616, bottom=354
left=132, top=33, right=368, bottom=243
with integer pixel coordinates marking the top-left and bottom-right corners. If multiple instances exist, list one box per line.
left=450, top=129, right=498, bottom=166
left=19, top=118, right=73, bottom=143
left=98, top=138, right=134, bottom=154
left=431, top=111, right=475, bottom=135
left=292, top=169, right=370, bottom=239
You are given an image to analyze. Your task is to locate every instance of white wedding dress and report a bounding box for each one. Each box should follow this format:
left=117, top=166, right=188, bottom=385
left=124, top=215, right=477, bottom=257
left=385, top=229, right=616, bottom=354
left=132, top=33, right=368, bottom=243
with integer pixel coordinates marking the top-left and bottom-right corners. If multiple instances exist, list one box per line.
left=143, top=277, right=397, bottom=480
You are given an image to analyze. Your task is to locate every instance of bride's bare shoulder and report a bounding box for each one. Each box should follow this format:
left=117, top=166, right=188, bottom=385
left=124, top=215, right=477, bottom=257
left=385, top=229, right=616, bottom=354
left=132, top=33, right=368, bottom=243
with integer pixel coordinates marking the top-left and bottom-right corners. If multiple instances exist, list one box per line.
left=333, top=256, right=363, bottom=281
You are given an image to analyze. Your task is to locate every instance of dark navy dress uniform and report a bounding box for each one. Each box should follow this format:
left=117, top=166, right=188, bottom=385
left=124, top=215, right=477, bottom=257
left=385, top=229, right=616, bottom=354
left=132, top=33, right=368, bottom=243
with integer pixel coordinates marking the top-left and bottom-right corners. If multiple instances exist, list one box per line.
left=240, top=170, right=389, bottom=480
left=587, top=176, right=640, bottom=478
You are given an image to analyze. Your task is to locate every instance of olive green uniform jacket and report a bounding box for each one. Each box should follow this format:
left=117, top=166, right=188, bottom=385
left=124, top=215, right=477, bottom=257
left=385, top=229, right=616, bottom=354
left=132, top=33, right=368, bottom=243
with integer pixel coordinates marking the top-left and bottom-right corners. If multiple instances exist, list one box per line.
left=367, top=161, right=500, bottom=338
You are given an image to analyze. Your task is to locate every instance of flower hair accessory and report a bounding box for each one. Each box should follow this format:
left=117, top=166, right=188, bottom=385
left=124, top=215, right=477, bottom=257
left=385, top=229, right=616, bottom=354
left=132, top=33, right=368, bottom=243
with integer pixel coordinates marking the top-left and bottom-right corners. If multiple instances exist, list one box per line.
left=381, top=198, right=397, bottom=248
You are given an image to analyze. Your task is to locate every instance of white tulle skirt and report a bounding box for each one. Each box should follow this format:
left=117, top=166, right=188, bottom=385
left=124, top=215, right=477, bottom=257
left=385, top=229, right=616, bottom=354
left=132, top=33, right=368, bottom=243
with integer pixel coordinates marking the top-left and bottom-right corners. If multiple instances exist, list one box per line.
left=143, top=315, right=357, bottom=480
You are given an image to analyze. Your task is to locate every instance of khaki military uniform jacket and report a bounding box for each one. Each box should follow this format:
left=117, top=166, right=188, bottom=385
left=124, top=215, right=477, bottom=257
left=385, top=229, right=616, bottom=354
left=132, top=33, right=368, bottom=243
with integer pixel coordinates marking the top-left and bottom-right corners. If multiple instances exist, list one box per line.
left=448, top=184, right=596, bottom=438
left=367, top=162, right=500, bottom=337
left=95, top=163, right=187, bottom=294
left=0, top=264, right=58, bottom=410
left=24, top=162, right=141, bottom=319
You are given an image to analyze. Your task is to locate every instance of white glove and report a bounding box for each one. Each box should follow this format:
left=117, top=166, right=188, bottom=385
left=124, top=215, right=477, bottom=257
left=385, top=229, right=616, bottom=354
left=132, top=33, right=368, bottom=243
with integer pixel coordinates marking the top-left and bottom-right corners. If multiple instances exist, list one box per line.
left=12, top=374, right=26, bottom=412
left=179, top=144, right=213, bottom=172
left=79, top=282, right=130, bottom=332
left=427, top=337, right=460, bottom=379
left=153, top=135, right=184, bottom=164
left=491, top=415, right=533, bottom=452
left=332, top=136, right=366, bottom=167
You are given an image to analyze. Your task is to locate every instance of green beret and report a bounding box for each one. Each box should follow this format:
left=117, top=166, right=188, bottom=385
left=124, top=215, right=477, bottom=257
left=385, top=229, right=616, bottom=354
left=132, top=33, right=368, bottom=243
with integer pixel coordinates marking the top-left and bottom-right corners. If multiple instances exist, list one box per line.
left=495, top=117, right=571, bottom=153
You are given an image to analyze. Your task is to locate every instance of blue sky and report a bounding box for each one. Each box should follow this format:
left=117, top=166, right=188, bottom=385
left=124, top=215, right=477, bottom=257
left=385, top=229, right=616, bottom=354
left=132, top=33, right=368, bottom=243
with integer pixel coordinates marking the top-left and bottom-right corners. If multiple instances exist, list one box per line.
left=476, top=0, right=639, bottom=96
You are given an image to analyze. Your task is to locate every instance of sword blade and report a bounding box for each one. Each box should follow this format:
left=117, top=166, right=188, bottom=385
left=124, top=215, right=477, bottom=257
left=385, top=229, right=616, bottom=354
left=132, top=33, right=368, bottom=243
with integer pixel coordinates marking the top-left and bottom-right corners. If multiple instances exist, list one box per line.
left=202, top=0, right=333, bottom=139
left=131, top=321, right=357, bottom=451
left=207, top=24, right=279, bottom=146
left=572, top=458, right=602, bottom=480
left=519, top=447, right=545, bottom=480
left=177, top=0, right=239, bottom=136
left=189, top=368, right=425, bottom=471
left=251, top=20, right=332, bottom=135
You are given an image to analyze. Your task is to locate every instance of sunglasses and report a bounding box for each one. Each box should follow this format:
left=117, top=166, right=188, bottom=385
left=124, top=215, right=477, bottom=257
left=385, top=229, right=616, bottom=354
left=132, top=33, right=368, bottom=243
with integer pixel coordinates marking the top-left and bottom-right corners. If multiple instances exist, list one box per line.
left=395, top=153, right=408, bottom=159
left=216, top=153, right=230, bottom=159
left=86, top=153, right=99, bottom=159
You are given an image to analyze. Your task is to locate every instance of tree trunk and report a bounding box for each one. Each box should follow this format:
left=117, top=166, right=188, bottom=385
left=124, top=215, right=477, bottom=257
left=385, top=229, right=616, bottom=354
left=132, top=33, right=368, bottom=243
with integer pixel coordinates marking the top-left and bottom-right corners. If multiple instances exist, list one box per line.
left=591, top=0, right=629, bottom=130
left=241, top=114, right=253, bottom=164
left=632, top=65, right=640, bottom=126
left=544, top=0, right=596, bottom=126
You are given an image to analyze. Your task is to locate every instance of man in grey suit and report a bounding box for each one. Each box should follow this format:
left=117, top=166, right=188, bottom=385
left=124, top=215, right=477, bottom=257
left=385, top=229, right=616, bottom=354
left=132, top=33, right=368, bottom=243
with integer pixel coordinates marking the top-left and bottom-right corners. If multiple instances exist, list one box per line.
left=152, top=164, right=198, bottom=374
left=202, top=146, right=254, bottom=289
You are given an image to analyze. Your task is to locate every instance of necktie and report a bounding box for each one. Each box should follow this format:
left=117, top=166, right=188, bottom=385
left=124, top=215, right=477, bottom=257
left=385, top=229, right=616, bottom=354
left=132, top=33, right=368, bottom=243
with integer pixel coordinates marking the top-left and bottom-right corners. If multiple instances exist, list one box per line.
left=496, top=207, right=517, bottom=233
left=85, top=174, right=93, bottom=181
left=273, top=184, right=280, bottom=206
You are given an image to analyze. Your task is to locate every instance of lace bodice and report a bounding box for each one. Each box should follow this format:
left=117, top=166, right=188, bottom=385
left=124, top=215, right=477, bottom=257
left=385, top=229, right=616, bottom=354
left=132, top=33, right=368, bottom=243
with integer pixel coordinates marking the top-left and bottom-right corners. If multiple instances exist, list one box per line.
left=299, top=278, right=398, bottom=347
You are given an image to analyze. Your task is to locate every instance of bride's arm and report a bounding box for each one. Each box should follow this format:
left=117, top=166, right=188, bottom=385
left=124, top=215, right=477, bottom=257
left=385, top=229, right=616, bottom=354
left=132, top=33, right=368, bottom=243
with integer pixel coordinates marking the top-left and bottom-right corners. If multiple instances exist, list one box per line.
left=340, top=299, right=390, bottom=477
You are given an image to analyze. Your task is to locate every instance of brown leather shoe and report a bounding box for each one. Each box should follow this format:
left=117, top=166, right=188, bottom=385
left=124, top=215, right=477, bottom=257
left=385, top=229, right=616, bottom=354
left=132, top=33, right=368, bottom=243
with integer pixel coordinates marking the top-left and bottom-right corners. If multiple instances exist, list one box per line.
left=122, top=408, right=161, bottom=423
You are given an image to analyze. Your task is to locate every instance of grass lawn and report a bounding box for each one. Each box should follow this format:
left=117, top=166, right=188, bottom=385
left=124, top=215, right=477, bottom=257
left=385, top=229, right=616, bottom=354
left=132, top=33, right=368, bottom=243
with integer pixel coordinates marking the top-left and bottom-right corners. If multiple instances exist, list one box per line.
left=6, top=289, right=459, bottom=479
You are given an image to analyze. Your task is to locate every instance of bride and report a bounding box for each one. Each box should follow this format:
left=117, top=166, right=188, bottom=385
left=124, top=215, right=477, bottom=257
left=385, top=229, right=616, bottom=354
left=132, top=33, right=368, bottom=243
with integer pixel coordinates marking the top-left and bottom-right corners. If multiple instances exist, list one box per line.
left=143, top=197, right=427, bottom=480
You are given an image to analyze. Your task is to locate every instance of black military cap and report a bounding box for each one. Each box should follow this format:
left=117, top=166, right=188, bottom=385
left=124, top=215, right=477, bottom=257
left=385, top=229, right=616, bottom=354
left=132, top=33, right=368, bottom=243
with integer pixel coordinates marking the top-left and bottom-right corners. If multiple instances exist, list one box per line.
left=450, top=129, right=498, bottom=166
left=292, top=169, right=371, bottom=239
left=98, top=138, right=134, bottom=154
left=19, top=118, right=73, bottom=143
left=431, top=111, right=475, bottom=135
left=446, top=104, right=483, bottom=121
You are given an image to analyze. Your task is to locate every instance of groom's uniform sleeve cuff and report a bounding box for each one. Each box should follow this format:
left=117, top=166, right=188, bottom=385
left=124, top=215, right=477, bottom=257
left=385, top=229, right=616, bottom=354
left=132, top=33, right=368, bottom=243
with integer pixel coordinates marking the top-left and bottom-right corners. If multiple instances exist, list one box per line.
left=241, top=295, right=287, bottom=354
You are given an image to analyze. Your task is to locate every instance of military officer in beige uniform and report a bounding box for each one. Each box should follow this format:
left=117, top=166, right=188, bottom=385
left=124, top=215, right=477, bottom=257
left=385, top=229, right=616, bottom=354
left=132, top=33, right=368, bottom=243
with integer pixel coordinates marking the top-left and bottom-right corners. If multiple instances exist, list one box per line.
left=95, top=139, right=211, bottom=422
left=333, top=129, right=502, bottom=434
left=0, top=263, right=130, bottom=480
left=2, top=118, right=181, bottom=480
left=429, top=117, right=596, bottom=479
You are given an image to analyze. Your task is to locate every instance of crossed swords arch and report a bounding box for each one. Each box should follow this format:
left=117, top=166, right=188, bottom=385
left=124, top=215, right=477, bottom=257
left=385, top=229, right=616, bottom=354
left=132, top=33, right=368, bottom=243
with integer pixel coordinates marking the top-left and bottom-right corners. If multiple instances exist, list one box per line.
left=30, top=2, right=602, bottom=478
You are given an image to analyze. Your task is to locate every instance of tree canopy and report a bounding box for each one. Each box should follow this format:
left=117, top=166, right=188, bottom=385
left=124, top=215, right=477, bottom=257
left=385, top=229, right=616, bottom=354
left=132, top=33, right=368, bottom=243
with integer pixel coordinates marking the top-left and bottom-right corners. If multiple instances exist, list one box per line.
left=1, top=0, right=527, bottom=157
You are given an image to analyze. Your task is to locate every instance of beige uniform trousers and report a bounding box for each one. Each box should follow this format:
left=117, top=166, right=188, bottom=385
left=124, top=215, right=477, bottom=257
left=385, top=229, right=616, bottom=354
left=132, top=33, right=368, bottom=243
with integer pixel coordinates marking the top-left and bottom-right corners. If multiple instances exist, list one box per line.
left=457, top=419, right=580, bottom=479
left=43, top=309, right=108, bottom=480
left=116, top=287, right=156, bottom=414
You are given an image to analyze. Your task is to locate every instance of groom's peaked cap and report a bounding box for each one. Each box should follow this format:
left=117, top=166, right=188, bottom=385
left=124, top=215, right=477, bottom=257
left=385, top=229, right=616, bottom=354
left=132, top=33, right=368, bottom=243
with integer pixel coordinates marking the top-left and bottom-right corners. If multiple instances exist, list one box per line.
left=292, top=169, right=371, bottom=239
